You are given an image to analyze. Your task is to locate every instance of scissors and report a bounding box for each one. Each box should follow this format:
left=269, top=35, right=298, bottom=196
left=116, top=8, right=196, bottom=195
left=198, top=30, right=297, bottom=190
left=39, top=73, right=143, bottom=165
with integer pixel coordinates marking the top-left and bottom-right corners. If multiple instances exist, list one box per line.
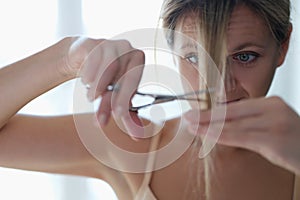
left=107, top=85, right=214, bottom=112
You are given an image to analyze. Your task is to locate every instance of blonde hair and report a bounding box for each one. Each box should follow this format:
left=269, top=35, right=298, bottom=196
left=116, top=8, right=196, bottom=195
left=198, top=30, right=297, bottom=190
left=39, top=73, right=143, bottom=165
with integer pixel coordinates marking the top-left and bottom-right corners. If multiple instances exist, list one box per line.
left=161, top=0, right=291, bottom=46
left=160, top=0, right=291, bottom=199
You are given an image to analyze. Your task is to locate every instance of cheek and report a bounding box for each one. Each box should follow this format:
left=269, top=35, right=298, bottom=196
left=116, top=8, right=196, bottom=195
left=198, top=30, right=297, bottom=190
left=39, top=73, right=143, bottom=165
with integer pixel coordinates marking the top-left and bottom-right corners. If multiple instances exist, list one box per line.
left=178, top=61, right=200, bottom=91
left=232, top=64, right=276, bottom=97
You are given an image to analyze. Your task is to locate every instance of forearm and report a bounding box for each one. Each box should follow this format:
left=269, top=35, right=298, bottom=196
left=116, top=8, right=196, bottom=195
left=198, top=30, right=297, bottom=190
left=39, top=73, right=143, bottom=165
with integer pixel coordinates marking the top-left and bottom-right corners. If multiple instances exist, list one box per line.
left=0, top=114, right=104, bottom=178
left=0, top=37, right=145, bottom=181
left=0, top=37, right=77, bottom=129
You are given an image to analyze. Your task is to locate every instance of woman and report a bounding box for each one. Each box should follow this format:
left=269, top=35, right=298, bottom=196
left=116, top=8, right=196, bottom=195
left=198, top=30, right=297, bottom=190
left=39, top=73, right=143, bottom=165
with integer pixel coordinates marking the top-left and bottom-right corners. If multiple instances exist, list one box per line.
left=0, top=0, right=299, bottom=199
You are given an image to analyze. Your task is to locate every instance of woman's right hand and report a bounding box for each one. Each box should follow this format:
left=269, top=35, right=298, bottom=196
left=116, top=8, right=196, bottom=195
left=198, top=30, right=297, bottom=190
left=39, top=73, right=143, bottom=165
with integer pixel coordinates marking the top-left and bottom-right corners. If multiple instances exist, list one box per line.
left=66, top=37, right=145, bottom=137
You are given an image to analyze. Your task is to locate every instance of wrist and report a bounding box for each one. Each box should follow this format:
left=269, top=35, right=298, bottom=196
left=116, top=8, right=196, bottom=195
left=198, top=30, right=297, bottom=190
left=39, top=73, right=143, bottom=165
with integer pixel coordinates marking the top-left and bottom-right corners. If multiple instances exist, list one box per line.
left=48, top=37, right=81, bottom=81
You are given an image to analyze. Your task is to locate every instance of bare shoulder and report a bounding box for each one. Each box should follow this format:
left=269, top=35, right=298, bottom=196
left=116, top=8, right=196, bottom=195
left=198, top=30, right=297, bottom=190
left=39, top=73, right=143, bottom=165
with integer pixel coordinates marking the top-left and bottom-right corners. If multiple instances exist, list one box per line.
left=73, top=113, right=170, bottom=198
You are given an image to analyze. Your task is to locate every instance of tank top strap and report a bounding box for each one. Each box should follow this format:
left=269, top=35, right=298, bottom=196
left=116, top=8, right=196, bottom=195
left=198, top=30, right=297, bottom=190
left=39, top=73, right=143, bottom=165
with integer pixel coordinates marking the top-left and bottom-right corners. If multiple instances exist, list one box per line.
left=134, top=133, right=161, bottom=200
left=141, top=133, right=161, bottom=186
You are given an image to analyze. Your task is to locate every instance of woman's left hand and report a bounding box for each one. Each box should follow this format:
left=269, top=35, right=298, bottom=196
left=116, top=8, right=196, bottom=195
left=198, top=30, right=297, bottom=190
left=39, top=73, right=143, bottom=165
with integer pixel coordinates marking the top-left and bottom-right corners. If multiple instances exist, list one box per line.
left=185, top=96, right=300, bottom=175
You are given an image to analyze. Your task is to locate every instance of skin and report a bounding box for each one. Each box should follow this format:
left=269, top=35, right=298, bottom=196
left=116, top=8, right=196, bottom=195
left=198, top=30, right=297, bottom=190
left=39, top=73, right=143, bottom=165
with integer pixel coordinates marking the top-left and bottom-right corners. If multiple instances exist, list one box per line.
left=184, top=5, right=300, bottom=177
left=175, top=5, right=284, bottom=99
left=0, top=4, right=298, bottom=200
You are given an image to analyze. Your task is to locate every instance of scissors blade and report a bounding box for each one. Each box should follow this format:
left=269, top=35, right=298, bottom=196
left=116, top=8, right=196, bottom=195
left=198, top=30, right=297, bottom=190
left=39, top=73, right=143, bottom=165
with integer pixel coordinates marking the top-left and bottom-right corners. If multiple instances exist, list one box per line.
left=129, top=88, right=213, bottom=112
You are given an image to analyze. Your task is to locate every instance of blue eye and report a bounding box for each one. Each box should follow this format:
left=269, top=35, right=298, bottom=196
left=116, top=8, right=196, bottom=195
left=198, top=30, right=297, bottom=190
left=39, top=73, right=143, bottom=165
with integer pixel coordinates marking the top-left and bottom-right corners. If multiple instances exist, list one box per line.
left=185, top=53, right=198, bottom=64
left=233, top=52, right=258, bottom=64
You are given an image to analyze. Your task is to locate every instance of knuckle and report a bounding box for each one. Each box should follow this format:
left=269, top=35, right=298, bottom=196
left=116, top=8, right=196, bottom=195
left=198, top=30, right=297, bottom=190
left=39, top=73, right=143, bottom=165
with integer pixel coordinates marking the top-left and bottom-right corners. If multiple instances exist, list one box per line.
left=268, top=96, right=289, bottom=116
left=133, top=49, right=146, bottom=62
left=81, top=76, right=93, bottom=84
left=117, top=39, right=132, bottom=49
left=61, top=36, right=75, bottom=44
left=274, top=115, right=289, bottom=134
left=71, top=38, right=91, bottom=58
left=268, top=96, right=285, bottom=108
left=125, top=72, right=141, bottom=84
left=268, top=96, right=290, bottom=126
left=264, top=140, right=286, bottom=164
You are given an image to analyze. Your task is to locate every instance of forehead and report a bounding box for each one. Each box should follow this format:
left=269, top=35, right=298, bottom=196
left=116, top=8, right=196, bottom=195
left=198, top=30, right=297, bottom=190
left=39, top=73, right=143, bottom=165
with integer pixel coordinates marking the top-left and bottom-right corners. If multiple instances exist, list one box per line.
left=174, top=4, right=273, bottom=50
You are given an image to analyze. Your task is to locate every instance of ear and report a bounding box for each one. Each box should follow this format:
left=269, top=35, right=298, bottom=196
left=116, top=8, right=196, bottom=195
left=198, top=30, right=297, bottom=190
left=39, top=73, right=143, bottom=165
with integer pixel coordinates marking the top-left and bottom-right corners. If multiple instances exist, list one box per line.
left=277, top=23, right=293, bottom=67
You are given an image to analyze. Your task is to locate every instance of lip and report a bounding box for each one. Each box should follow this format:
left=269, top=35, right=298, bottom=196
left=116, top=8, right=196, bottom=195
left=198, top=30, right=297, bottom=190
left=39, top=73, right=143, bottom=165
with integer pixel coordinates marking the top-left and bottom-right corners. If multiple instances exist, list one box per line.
left=217, top=98, right=244, bottom=105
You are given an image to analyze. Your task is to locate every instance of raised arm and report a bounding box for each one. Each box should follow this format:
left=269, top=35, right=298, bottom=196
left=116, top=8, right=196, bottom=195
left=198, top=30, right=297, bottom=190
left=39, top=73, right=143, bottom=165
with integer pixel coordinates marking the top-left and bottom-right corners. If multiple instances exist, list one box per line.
left=0, top=37, right=146, bottom=181
left=0, top=37, right=77, bottom=129
left=0, top=37, right=145, bottom=130
left=0, top=37, right=102, bottom=178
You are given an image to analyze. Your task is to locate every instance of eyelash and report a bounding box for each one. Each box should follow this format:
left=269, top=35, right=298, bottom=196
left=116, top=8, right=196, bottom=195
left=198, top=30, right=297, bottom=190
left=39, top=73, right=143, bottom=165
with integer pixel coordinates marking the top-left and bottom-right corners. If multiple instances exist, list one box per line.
left=232, top=52, right=260, bottom=66
left=183, top=51, right=260, bottom=67
left=184, top=53, right=198, bottom=65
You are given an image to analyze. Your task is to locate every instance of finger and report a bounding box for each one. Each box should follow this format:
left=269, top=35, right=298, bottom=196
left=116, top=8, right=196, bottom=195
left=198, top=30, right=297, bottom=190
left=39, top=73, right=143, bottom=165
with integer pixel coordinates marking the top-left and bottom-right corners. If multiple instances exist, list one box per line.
left=112, top=49, right=145, bottom=116
left=86, top=41, right=122, bottom=100
left=87, top=57, right=121, bottom=101
left=195, top=115, right=266, bottom=152
left=120, top=111, right=144, bottom=140
left=87, top=40, right=136, bottom=101
left=96, top=91, right=113, bottom=126
left=184, top=109, right=208, bottom=124
left=216, top=99, right=263, bottom=121
left=185, top=98, right=263, bottom=124
left=76, top=38, right=104, bottom=84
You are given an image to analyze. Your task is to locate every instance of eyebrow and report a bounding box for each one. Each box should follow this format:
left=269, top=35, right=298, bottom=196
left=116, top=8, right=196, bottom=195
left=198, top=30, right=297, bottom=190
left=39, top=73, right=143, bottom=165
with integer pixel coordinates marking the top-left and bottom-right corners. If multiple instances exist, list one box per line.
left=178, top=41, right=266, bottom=55
left=232, top=42, right=266, bottom=52
left=178, top=42, right=199, bottom=50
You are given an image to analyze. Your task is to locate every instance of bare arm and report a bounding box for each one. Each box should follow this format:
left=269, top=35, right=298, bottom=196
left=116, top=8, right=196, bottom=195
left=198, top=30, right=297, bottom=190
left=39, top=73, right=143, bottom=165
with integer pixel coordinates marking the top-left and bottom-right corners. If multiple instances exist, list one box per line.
left=0, top=37, right=146, bottom=184
left=0, top=114, right=99, bottom=176
left=0, top=37, right=106, bottom=177
left=0, top=37, right=76, bottom=129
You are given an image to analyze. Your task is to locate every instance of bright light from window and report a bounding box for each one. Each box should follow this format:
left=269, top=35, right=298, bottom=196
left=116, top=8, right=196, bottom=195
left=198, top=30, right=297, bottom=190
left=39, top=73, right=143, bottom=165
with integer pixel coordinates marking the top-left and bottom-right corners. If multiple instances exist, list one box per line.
left=82, top=0, right=163, bottom=38
left=0, top=0, right=58, bottom=65
left=0, top=1, right=61, bottom=200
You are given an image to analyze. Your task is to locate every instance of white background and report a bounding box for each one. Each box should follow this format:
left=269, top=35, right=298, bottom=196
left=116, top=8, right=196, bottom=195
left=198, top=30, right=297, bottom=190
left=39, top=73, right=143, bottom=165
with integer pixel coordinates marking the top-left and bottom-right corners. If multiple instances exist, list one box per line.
left=0, top=0, right=299, bottom=199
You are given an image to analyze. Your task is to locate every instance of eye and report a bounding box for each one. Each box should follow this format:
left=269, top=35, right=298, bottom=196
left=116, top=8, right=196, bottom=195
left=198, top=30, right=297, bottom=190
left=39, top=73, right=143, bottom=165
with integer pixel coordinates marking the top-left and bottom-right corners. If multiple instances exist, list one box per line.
left=185, top=53, right=198, bottom=65
left=232, top=52, right=258, bottom=64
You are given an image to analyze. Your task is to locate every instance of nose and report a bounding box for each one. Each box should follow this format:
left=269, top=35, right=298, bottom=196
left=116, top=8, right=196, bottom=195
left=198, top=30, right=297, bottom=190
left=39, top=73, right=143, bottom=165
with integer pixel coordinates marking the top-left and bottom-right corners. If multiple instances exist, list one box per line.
left=224, top=66, right=237, bottom=92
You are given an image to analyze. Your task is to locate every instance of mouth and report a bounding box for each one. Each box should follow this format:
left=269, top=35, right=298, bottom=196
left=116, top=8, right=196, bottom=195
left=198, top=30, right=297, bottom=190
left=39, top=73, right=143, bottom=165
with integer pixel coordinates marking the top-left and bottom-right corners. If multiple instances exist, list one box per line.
left=217, top=98, right=244, bottom=105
